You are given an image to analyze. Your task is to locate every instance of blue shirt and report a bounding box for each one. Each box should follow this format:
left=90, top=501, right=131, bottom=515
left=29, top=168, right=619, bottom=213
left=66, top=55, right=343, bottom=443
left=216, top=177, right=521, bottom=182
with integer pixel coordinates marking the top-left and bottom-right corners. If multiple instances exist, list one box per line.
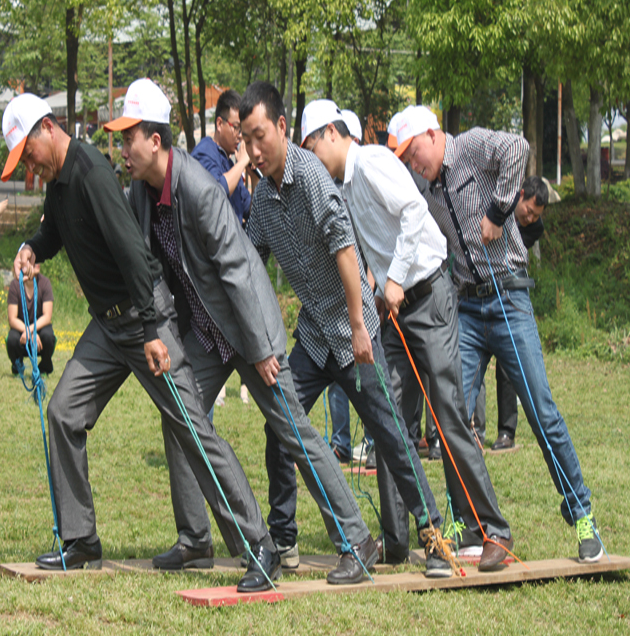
left=190, top=137, right=251, bottom=224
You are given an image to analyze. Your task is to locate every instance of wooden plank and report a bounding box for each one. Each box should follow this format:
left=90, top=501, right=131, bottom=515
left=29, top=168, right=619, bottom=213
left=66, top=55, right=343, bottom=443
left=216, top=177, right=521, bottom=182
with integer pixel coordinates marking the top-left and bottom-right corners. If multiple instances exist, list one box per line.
left=176, top=554, right=630, bottom=606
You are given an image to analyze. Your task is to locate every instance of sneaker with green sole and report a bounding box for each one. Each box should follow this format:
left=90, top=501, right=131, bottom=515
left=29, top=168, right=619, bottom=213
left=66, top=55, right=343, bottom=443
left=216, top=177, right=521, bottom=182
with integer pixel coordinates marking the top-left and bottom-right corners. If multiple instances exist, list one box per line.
left=576, top=513, right=603, bottom=563
left=443, top=519, right=483, bottom=557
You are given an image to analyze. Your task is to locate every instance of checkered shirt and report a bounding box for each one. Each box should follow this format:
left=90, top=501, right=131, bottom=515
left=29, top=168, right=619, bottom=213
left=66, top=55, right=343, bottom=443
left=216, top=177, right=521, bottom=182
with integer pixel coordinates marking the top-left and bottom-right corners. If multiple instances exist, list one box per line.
left=151, top=201, right=235, bottom=364
left=247, top=141, right=379, bottom=370
left=427, top=128, right=530, bottom=289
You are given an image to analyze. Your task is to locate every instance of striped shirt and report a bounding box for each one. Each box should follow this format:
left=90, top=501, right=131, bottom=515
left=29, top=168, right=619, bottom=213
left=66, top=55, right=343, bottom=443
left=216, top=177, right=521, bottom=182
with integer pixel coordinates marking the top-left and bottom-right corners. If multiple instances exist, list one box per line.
left=247, top=141, right=379, bottom=370
left=427, top=128, right=529, bottom=289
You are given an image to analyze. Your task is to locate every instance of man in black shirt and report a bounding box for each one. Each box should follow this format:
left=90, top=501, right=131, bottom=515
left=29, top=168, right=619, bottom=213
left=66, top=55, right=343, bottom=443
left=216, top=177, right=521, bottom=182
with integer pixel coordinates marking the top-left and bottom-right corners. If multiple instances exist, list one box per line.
left=4, top=92, right=280, bottom=591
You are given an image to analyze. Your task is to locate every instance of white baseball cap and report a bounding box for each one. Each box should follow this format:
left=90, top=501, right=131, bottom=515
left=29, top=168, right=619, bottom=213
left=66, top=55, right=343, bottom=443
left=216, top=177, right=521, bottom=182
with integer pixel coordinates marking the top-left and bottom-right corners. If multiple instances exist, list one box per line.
left=105, top=78, right=171, bottom=132
left=393, top=105, right=440, bottom=158
left=2, top=93, right=53, bottom=182
left=387, top=112, right=403, bottom=149
left=341, top=109, right=362, bottom=142
left=300, top=99, right=343, bottom=147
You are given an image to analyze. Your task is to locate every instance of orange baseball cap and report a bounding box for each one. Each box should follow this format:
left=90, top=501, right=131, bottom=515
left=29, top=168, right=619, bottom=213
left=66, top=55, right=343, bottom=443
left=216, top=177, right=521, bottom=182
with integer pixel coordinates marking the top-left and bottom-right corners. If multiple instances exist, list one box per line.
left=105, top=78, right=171, bottom=132
left=1, top=93, right=52, bottom=182
left=392, top=105, right=440, bottom=158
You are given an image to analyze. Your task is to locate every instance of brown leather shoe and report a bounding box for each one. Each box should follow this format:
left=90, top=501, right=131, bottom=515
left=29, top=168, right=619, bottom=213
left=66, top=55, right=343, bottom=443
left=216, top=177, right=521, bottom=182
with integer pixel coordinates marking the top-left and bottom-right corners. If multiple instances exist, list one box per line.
left=491, top=434, right=515, bottom=451
left=479, top=535, right=514, bottom=571
left=375, top=535, right=408, bottom=565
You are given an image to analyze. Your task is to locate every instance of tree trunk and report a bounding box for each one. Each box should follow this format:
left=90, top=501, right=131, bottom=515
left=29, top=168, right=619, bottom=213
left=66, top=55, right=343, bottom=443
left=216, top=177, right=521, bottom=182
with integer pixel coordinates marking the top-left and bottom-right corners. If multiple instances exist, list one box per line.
left=292, top=53, right=306, bottom=145
left=195, top=14, right=207, bottom=140
left=182, top=0, right=195, bottom=152
left=446, top=105, right=460, bottom=136
left=285, top=48, right=293, bottom=139
left=279, top=42, right=286, bottom=99
left=167, top=0, right=193, bottom=150
left=416, top=48, right=422, bottom=105
left=586, top=86, right=602, bottom=197
left=522, top=65, right=537, bottom=177
left=65, top=6, right=82, bottom=138
left=535, top=74, right=544, bottom=176
left=563, top=79, right=586, bottom=196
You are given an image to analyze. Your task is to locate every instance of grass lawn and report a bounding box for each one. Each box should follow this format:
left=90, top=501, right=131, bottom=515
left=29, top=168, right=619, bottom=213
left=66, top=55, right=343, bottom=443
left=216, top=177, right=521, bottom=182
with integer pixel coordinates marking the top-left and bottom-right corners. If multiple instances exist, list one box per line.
left=1, top=343, right=629, bottom=634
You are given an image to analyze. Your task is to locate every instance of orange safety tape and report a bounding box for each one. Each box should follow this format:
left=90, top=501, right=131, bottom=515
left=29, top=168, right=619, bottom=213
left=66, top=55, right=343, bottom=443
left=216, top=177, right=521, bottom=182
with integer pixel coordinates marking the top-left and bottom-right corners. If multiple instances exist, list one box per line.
left=388, top=311, right=527, bottom=569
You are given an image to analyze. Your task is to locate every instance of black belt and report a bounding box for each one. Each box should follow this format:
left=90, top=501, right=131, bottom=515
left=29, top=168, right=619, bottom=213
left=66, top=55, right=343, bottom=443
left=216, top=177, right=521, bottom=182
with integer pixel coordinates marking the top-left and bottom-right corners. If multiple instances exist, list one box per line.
left=400, top=261, right=448, bottom=311
left=102, top=298, right=133, bottom=320
left=460, top=269, right=534, bottom=299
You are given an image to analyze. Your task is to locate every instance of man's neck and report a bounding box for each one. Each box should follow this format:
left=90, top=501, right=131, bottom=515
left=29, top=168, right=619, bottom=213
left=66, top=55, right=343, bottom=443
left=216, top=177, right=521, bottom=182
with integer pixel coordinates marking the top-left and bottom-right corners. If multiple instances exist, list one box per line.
left=335, top=137, right=354, bottom=181
left=270, top=137, right=288, bottom=191
left=51, top=132, right=72, bottom=180
left=145, top=148, right=170, bottom=193
left=213, top=132, right=228, bottom=155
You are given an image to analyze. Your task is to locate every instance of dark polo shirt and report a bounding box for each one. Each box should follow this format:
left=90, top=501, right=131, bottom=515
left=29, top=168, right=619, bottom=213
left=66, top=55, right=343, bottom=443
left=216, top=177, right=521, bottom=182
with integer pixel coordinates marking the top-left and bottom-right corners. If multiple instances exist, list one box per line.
left=26, top=137, right=162, bottom=341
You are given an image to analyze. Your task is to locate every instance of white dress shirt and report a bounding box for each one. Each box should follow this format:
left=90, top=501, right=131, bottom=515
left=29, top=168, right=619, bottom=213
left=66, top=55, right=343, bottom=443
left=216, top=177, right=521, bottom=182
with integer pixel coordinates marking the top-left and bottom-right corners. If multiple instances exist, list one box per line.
left=342, top=141, right=447, bottom=296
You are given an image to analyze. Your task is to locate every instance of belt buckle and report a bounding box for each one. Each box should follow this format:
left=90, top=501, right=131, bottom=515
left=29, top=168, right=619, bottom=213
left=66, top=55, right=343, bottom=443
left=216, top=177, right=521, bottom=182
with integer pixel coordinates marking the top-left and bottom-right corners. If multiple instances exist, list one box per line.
left=105, top=305, right=121, bottom=320
left=475, top=282, right=492, bottom=298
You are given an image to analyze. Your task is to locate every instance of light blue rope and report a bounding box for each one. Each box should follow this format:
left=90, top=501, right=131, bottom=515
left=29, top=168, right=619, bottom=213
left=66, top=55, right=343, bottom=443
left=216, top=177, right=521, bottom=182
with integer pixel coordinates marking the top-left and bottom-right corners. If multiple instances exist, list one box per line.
left=18, top=272, right=65, bottom=570
left=482, top=245, right=608, bottom=559
left=163, top=371, right=277, bottom=591
left=270, top=379, right=375, bottom=584
left=322, top=387, right=329, bottom=446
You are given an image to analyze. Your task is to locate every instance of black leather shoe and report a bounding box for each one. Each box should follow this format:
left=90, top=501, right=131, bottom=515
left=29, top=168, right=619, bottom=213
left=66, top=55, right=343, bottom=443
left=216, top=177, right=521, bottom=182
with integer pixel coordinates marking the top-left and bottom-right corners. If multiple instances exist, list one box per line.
left=237, top=543, right=281, bottom=593
left=152, top=542, right=214, bottom=570
left=327, top=535, right=378, bottom=585
left=375, top=535, right=408, bottom=565
left=365, top=446, right=377, bottom=470
left=491, top=434, right=515, bottom=451
left=428, top=436, right=442, bottom=461
left=36, top=537, right=102, bottom=570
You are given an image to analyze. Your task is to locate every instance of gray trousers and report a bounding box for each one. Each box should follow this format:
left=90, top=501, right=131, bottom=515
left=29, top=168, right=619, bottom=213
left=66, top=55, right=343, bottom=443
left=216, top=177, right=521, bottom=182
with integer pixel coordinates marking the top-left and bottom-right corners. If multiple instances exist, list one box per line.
left=380, top=271, right=511, bottom=557
left=164, top=329, right=371, bottom=553
left=47, top=281, right=268, bottom=556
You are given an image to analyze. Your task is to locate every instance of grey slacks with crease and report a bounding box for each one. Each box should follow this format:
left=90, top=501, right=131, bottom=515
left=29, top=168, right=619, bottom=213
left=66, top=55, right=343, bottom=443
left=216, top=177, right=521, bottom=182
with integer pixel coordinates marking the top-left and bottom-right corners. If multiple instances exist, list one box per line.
left=163, top=328, right=370, bottom=553
left=380, top=270, right=511, bottom=557
left=47, top=280, right=268, bottom=556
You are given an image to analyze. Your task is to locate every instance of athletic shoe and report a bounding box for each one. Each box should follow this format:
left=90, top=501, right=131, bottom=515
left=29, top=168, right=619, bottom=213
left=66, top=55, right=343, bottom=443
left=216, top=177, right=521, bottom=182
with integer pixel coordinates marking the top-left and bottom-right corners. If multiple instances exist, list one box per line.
left=277, top=542, right=300, bottom=569
left=240, top=384, right=249, bottom=405
left=422, top=530, right=453, bottom=578
left=428, top=436, right=441, bottom=461
left=576, top=513, right=603, bottom=563
left=352, top=439, right=373, bottom=462
left=443, top=519, right=483, bottom=557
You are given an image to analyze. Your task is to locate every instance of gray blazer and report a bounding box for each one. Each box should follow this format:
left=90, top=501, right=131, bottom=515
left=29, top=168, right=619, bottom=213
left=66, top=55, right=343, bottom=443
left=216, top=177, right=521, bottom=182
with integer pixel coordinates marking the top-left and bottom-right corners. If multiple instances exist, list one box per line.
left=129, top=148, right=286, bottom=364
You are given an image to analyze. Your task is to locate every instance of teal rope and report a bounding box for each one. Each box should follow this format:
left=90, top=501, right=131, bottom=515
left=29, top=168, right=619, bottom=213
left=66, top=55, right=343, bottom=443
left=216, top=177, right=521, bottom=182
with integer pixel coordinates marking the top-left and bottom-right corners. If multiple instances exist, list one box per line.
left=374, top=361, right=429, bottom=527
left=17, top=272, right=65, bottom=570
left=271, top=380, right=375, bottom=584
left=444, top=486, right=460, bottom=556
left=163, top=371, right=277, bottom=591
left=322, top=387, right=329, bottom=446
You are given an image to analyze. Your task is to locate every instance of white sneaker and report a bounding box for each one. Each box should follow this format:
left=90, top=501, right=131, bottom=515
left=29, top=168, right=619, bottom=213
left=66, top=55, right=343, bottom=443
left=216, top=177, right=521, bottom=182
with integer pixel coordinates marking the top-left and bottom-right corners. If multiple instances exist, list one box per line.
left=215, top=384, right=227, bottom=407
left=240, top=384, right=249, bottom=405
left=276, top=543, right=299, bottom=569
left=352, top=439, right=372, bottom=462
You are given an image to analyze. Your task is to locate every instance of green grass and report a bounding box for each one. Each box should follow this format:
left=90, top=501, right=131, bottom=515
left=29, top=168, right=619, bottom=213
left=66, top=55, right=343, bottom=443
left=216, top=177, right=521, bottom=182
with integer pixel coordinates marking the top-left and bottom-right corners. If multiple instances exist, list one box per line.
left=1, top=347, right=630, bottom=634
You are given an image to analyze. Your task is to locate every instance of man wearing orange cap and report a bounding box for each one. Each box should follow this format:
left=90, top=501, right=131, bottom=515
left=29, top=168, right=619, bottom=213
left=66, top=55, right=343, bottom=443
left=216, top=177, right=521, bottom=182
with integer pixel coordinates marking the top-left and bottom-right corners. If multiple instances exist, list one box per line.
left=3, top=90, right=284, bottom=591
left=394, top=106, right=602, bottom=563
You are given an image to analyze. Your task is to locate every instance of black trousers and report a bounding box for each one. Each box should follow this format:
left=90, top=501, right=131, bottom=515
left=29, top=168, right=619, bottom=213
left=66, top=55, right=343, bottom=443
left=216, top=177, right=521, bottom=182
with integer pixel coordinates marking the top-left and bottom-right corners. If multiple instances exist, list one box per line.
left=6, top=325, right=56, bottom=374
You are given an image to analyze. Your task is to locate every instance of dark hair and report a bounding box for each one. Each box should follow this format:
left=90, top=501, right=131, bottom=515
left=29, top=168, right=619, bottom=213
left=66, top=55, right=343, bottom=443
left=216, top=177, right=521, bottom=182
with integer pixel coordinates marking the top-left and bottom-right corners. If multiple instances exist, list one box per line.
left=27, top=113, right=60, bottom=140
left=521, top=175, right=548, bottom=207
left=239, top=81, right=285, bottom=126
left=308, top=120, right=350, bottom=144
left=215, top=89, right=241, bottom=125
left=138, top=121, right=172, bottom=151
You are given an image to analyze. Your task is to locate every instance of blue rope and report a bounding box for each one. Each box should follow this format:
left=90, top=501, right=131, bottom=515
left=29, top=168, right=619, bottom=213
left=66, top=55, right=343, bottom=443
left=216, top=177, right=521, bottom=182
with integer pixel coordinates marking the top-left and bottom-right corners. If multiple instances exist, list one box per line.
left=322, top=387, right=329, bottom=446
left=482, top=245, right=608, bottom=559
left=270, top=379, right=375, bottom=584
left=17, top=272, right=65, bottom=570
left=163, top=372, right=276, bottom=591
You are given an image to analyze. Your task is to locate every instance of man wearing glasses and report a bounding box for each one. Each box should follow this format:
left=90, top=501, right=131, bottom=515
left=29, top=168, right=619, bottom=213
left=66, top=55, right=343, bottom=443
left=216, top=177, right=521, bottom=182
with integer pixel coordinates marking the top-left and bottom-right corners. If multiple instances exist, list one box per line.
left=191, top=89, right=258, bottom=227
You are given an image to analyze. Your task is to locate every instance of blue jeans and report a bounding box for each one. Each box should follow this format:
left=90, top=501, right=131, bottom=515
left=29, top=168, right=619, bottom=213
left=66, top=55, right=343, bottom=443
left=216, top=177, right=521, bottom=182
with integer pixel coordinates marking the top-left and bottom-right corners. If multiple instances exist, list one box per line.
left=458, top=288, right=592, bottom=525
left=328, top=383, right=372, bottom=456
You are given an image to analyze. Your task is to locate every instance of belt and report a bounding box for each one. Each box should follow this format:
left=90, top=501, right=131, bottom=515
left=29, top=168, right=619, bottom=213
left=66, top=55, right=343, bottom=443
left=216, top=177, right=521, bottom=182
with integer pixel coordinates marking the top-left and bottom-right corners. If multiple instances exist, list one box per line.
left=102, top=298, right=133, bottom=320
left=400, top=261, right=448, bottom=311
left=461, top=269, right=534, bottom=299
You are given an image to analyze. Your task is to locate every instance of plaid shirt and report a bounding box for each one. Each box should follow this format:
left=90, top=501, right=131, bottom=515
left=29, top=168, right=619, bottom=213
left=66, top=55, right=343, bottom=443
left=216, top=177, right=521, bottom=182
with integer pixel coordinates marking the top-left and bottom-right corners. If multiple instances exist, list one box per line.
left=149, top=151, right=235, bottom=364
left=247, top=141, right=379, bottom=370
left=428, top=128, right=529, bottom=289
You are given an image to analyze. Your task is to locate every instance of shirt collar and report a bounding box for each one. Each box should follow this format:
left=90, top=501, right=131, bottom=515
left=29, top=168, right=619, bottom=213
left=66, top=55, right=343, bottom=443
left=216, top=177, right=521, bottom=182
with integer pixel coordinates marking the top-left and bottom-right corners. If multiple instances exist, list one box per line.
left=434, top=133, right=455, bottom=190
left=343, top=140, right=359, bottom=186
left=56, top=137, right=80, bottom=186
left=146, top=148, right=173, bottom=207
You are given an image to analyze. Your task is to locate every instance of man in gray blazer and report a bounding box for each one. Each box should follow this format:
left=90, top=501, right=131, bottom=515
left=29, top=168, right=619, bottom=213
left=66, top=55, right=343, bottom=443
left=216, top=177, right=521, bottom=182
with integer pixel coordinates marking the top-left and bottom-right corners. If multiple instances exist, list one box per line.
left=106, top=79, right=378, bottom=587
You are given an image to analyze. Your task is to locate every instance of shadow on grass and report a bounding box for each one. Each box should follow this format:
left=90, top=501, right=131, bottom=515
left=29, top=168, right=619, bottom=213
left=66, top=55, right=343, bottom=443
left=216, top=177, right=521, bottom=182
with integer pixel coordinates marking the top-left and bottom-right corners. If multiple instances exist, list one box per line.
left=144, top=451, right=168, bottom=469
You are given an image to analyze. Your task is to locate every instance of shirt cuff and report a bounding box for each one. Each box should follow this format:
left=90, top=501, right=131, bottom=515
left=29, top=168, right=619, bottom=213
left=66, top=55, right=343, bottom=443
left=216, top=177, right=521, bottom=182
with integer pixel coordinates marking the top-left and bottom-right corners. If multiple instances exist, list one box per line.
left=485, top=201, right=507, bottom=226
left=143, top=320, right=159, bottom=343
left=386, top=259, right=409, bottom=286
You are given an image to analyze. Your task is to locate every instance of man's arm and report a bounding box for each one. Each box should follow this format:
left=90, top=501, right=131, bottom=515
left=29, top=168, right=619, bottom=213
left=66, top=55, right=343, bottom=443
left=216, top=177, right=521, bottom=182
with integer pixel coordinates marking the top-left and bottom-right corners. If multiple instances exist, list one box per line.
left=336, top=245, right=374, bottom=364
left=7, top=303, right=24, bottom=334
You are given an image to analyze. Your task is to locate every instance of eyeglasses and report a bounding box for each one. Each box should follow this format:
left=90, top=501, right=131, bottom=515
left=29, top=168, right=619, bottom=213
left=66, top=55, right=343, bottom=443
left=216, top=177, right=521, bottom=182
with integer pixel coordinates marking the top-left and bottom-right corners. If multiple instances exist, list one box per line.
left=305, top=128, right=326, bottom=153
left=220, top=117, right=241, bottom=135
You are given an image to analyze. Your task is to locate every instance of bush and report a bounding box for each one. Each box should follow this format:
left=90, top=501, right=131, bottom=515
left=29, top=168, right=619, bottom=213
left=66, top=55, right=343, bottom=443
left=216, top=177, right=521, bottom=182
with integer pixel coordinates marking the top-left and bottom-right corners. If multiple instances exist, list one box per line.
left=91, top=128, right=123, bottom=149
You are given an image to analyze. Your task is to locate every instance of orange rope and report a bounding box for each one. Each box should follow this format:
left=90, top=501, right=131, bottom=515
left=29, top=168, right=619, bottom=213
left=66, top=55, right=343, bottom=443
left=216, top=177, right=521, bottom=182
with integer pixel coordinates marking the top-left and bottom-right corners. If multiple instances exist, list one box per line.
left=388, top=312, right=527, bottom=569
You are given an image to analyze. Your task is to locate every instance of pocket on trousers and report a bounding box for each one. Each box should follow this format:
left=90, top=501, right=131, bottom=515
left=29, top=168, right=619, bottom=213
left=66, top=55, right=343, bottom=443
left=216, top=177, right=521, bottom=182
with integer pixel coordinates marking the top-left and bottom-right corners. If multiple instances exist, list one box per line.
left=504, top=289, right=532, bottom=316
left=430, top=279, right=452, bottom=327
